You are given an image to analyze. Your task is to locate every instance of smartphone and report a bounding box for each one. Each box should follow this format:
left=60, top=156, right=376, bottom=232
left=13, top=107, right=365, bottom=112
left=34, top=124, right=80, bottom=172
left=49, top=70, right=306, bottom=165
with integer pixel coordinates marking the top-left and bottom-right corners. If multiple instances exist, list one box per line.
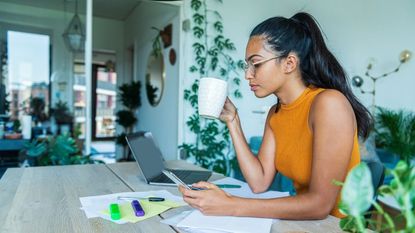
left=162, top=170, right=205, bottom=190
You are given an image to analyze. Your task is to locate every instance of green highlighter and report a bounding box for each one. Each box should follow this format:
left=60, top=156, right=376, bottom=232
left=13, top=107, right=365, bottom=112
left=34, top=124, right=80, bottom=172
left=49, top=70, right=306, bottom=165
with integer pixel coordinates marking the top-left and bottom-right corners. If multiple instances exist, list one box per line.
left=109, top=203, right=121, bottom=220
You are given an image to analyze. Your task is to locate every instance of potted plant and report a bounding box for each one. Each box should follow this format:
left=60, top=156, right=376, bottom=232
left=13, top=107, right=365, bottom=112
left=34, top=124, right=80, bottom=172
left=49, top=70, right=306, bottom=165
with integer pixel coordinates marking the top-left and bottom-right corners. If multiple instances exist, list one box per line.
left=29, top=97, right=48, bottom=125
left=20, top=134, right=97, bottom=166
left=115, top=81, right=141, bottom=161
left=375, top=107, right=415, bottom=165
left=336, top=161, right=414, bottom=232
left=50, top=100, right=74, bottom=135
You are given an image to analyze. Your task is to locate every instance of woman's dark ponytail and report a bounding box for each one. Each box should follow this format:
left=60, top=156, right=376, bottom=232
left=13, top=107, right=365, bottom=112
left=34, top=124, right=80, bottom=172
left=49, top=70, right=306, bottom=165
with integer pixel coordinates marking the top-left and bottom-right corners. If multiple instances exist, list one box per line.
left=250, top=12, right=372, bottom=138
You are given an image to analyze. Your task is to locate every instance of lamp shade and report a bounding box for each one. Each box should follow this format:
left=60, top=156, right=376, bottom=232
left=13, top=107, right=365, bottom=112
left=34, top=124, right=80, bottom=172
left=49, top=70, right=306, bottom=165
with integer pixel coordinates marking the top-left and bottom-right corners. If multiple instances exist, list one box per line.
left=62, top=14, right=85, bottom=52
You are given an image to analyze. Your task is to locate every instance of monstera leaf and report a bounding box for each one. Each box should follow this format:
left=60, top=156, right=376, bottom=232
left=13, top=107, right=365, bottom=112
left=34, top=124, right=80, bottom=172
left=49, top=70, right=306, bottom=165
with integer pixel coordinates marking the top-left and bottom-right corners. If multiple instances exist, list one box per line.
left=48, top=134, right=78, bottom=165
left=23, top=140, right=47, bottom=157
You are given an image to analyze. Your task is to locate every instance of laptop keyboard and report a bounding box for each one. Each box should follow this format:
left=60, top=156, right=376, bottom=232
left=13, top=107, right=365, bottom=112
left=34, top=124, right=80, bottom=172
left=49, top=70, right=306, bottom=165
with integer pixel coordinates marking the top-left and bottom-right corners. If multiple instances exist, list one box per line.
left=151, top=170, right=193, bottom=183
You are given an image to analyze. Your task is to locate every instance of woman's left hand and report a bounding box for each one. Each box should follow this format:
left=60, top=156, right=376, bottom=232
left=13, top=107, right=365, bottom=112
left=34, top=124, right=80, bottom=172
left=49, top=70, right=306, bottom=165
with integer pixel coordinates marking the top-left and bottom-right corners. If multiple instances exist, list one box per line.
left=178, top=181, right=236, bottom=216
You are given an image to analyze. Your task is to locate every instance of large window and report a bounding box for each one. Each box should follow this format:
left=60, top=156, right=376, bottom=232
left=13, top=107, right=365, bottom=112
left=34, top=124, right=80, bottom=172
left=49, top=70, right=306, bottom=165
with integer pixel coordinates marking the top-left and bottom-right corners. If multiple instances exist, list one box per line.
left=0, top=30, right=50, bottom=120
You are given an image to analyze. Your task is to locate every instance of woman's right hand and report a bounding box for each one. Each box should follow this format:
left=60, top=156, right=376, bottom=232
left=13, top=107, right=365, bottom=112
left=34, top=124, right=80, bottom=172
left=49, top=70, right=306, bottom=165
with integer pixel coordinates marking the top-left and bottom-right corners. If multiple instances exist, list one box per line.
left=219, top=97, right=238, bottom=124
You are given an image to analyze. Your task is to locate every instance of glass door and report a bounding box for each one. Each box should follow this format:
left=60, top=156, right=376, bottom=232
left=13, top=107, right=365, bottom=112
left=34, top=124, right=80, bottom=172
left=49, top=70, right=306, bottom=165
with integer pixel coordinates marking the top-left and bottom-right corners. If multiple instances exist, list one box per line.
left=73, top=55, right=116, bottom=141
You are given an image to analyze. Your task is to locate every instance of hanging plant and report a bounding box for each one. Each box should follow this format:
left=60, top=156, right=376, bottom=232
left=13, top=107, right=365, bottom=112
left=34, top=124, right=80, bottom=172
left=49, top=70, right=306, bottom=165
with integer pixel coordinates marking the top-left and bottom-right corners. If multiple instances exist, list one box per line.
left=180, top=0, right=244, bottom=175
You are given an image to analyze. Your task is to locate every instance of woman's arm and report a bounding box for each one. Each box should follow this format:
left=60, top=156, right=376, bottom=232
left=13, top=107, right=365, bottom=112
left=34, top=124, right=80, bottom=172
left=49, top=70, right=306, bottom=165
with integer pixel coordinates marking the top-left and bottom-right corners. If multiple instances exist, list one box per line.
left=221, top=98, right=277, bottom=192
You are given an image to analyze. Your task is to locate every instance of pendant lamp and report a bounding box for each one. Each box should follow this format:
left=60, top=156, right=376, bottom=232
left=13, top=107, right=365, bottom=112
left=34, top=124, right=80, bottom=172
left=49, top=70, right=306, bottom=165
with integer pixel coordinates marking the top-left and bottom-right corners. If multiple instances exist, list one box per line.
left=62, top=0, right=85, bottom=52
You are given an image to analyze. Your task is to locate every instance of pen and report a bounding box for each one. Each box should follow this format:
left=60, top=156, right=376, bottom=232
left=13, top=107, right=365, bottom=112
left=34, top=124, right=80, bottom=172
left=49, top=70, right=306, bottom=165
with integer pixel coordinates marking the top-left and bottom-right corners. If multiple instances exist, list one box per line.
left=217, top=184, right=242, bottom=188
left=117, top=196, right=165, bottom=202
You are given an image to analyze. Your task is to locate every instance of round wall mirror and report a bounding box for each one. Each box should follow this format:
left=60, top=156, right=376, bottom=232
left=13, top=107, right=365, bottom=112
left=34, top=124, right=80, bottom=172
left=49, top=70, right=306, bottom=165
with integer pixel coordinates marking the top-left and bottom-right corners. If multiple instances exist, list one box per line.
left=145, top=53, right=165, bottom=106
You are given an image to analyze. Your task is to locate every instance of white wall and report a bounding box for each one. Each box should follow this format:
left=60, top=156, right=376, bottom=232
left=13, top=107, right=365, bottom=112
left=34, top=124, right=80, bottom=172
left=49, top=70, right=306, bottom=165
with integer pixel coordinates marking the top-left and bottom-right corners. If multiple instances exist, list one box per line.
left=180, top=0, right=415, bottom=144
left=124, top=2, right=181, bottom=161
left=0, top=1, right=125, bottom=111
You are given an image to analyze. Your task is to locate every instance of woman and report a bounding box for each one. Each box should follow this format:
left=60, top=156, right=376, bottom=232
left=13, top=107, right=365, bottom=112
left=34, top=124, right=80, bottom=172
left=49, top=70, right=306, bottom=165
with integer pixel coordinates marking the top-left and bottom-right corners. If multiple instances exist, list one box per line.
left=179, top=12, right=372, bottom=219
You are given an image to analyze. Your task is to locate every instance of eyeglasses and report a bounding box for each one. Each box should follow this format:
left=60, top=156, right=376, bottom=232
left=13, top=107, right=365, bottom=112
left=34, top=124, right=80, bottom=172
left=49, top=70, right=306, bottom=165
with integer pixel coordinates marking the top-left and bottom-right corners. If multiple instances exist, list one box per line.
left=243, top=56, right=281, bottom=75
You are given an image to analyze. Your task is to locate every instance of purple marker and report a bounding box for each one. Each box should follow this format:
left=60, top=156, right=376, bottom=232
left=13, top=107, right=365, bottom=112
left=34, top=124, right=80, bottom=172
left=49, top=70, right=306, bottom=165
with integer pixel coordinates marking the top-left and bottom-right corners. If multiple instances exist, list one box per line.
left=131, top=200, right=145, bottom=217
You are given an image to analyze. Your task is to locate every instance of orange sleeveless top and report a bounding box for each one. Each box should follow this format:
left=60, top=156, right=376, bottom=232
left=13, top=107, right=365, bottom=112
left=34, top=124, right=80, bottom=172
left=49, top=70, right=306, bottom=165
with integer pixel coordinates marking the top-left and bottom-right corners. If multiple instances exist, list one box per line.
left=269, top=86, right=360, bottom=218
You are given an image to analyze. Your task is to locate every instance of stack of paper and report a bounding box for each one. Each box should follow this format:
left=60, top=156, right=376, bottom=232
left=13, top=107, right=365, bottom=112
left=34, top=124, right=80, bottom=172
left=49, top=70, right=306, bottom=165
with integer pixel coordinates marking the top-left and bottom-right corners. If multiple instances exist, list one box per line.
left=79, top=190, right=185, bottom=224
left=177, top=210, right=273, bottom=233
left=161, top=177, right=289, bottom=233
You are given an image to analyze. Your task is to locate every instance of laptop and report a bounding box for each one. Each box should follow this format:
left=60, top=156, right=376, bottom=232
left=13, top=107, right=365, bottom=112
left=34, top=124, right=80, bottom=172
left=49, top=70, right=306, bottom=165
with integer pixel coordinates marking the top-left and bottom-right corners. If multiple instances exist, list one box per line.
left=125, top=132, right=212, bottom=186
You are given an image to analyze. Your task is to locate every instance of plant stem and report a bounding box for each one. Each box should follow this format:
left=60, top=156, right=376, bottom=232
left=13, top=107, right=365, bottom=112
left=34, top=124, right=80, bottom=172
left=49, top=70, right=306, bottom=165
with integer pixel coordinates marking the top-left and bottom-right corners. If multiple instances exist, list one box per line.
left=203, top=0, right=209, bottom=76
left=355, top=216, right=367, bottom=233
left=403, top=194, right=415, bottom=229
left=372, top=201, right=396, bottom=232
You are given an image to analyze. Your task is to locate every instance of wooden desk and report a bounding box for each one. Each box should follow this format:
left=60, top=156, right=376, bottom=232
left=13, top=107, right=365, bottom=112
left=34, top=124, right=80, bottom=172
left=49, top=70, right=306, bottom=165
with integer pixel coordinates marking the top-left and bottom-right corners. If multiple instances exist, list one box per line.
left=0, top=161, right=344, bottom=233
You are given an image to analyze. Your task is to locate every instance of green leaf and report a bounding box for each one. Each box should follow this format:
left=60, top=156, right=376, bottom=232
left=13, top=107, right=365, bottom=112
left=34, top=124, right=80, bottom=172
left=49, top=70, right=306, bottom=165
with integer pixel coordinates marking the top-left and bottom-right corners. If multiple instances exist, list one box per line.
left=341, top=163, right=373, bottom=217
left=189, top=94, right=198, bottom=108
left=213, top=11, right=222, bottom=20
left=190, top=66, right=198, bottom=73
left=213, top=21, right=223, bottom=33
left=375, top=107, right=415, bottom=163
left=193, top=26, right=204, bottom=38
left=196, top=57, right=206, bottom=66
left=191, top=0, right=202, bottom=11
left=339, top=216, right=359, bottom=232
left=184, top=89, right=191, bottom=100
left=237, top=60, right=245, bottom=70
left=186, top=114, right=200, bottom=133
left=224, top=39, right=235, bottom=50
left=48, top=135, right=79, bottom=165
left=233, top=77, right=240, bottom=85
left=214, top=35, right=225, bottom=49
left=23, top=140, right=47, bottom=157
left=220, top=68, right=227, bottom=76
left=191, top=82, right=199, bottom=93
left=207, top=48, right=219, bottom=56
left=211, top=57, right=218, bottom=71
left=118, top=81, right=141, bottom=110
left=193, top=43, right=205, bottom=56
left=116, top=110, right=137, bottom=128
left=193, top=13, right=204, bottom=25
left=233, top=90, right=242, bottom=98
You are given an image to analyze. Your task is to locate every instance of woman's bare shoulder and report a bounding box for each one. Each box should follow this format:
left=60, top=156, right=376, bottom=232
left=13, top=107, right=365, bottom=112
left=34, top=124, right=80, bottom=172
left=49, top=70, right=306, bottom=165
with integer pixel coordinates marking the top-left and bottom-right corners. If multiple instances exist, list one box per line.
left=310, top=89, right=355, bottom=126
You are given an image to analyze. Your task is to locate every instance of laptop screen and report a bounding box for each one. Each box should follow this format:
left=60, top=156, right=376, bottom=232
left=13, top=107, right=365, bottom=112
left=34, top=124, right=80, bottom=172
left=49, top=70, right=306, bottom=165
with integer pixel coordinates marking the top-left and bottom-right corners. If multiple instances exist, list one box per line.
left=126, top=135, right=165, bottom=180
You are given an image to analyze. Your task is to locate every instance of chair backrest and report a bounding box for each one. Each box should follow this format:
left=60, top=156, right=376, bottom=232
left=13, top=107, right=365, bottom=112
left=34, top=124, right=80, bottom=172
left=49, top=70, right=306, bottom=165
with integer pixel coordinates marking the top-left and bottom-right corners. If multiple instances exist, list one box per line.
left=365, top=160, right=385, bottom=193
left=363, top=160, right=385, bottom=220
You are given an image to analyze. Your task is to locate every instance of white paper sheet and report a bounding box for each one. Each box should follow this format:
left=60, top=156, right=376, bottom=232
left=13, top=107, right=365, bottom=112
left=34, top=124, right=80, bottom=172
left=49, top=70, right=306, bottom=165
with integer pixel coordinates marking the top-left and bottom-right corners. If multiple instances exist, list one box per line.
left=177, top=210, right=273, bottom=233
left=161, top=211, right=239, bottom=233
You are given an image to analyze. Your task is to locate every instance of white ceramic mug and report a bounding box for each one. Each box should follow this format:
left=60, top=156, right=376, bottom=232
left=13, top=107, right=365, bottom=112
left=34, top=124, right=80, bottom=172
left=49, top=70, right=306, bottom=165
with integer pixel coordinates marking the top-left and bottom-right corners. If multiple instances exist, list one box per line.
left=198, top=77, right=228, bottom=119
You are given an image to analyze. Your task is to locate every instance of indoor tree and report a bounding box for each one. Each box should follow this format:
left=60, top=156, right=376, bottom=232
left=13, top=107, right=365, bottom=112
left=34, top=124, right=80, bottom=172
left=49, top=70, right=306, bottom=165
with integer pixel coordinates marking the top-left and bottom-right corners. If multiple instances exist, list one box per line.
left=115, top=81, right=142, bottom=161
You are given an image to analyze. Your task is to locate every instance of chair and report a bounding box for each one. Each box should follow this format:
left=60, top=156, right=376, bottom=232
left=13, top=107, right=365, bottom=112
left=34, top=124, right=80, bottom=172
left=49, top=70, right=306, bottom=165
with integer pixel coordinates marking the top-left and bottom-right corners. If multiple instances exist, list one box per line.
left=365, top=160, right=385, bottom=196
left=363, top=160, right=385, bottom=219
